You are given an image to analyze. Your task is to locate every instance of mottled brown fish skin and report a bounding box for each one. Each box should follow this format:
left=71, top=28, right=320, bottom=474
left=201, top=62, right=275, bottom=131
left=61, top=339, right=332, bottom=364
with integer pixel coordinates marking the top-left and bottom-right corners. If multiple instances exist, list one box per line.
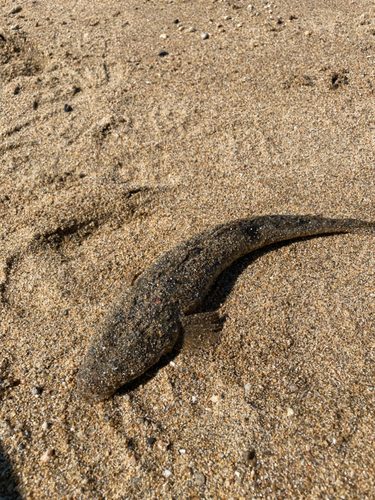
left=76, top=215, right=374, bottom=400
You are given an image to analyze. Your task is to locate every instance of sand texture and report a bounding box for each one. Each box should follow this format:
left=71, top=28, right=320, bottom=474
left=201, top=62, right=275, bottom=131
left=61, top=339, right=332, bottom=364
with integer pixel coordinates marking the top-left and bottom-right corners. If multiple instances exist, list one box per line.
left=1, top=0, right=375, bottom=498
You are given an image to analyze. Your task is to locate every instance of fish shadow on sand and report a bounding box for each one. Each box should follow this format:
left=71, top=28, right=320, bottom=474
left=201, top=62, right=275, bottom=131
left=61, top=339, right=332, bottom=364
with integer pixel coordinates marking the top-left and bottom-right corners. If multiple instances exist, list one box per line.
left=116, top=233, right=342, bottom=397
left=0, top=442, right=21, bottom=500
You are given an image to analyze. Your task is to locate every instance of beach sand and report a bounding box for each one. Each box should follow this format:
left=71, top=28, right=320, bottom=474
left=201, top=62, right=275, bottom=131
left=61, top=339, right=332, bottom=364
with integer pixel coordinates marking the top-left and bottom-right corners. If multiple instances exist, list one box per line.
left=1, top=0, right=375, bottom=498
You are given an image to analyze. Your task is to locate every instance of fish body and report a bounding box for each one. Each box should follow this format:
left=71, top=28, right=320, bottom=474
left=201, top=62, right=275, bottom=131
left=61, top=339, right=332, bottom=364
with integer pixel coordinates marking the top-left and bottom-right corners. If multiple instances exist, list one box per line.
left=77, top=215, right=373, bottom=400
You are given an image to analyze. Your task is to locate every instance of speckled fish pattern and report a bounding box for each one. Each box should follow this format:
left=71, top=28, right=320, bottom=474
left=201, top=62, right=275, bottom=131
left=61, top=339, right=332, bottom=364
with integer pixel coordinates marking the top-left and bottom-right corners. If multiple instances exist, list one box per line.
left=76, top=215, right=374, bottom=401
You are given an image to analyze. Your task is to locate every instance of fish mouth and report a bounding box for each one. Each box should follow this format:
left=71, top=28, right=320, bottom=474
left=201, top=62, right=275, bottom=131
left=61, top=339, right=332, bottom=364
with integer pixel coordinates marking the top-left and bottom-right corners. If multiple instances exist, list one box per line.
left=76, top=382, right=116, bottom=402
left=82, top=389, right=115, bottom=401
left=76, top=370, right=117, bottom=402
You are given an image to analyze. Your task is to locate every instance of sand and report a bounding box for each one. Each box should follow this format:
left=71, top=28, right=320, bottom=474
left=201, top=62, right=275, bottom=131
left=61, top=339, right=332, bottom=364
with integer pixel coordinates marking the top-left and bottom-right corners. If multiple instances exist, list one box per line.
left=1, top=0, right=375, bottom=498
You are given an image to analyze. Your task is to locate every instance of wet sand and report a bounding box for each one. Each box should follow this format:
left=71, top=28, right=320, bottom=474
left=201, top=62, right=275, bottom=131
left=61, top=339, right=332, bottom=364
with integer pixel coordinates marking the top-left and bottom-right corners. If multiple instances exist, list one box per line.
left=1, top=0, right=375, bottom=498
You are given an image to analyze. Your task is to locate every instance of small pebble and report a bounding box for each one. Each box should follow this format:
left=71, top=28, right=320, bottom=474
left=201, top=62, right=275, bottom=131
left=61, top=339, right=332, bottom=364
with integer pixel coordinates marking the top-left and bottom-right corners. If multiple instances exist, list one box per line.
left=147, top=437, right=156, bottom=446
left=179, top=449, right=186, bottom=454
left=201, top=32, right=209, bottom=40
left=244, top=383, right=251, bottom=391
left=157, top=440, right=170, bottom=451
left=0, top=419, right=12, bottom=434
left=40, top=449, right=54, bottom=463
left=160, top=34, right=168, bottom=39
left=194, top=471, right=206, bottom=486
left=287, top=407, right=294, bottom=417
left=64, top=104, right=73, bottom=112
left=158, top=49, right=169, bottom=57
left=210, top=395, right=219, bottom=403
left=10, top=6, right=22, bottom=14
left=41, top=422, right=49, bottom=431
left=191, top=396, right=197, bottom=403
left=173, top=19, right=179, bottom=24
left=188, top=27, right=196, bottom=32
left=11, top=24, right=20, bottom=30
left=32, top=386, right=43, bottom=396
left=163, top=469, right=172, bottom=478
left=178, top=26, right=185, bottom=31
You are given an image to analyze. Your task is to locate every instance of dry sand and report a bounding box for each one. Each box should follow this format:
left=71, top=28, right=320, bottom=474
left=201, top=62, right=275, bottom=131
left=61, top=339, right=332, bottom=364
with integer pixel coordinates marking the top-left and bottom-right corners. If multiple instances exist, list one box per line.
left=1, top=0, right=375, bottom=498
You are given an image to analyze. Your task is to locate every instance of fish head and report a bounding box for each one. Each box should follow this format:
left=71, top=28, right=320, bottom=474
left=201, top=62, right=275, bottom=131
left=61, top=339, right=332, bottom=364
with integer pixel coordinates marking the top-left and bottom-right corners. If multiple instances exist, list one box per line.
left=76, top=304, right=181, bottom=401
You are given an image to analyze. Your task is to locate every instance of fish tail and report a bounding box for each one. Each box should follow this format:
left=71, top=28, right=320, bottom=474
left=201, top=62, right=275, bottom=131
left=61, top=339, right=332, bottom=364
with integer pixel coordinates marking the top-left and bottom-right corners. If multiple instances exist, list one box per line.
left=240, top=215, right=375, bottom=249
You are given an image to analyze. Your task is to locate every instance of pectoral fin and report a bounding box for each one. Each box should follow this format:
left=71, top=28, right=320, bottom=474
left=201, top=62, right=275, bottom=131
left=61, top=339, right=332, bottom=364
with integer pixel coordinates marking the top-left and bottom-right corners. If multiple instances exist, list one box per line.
left=180, top=311, right=225, bottom=350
